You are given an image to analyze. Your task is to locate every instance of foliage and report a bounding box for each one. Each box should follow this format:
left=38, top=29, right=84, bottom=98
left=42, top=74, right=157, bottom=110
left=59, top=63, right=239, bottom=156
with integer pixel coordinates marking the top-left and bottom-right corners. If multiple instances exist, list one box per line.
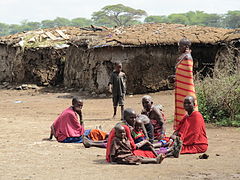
left=145, top=11, right=222, bottom=28
left=0, top=4, right=240, bottom=37
left=92, top=4, right=147, bottom=27
left=144, top=15, right=168, bottom=23
left=223, top=10, right=240, bottom=28
left=196, top=46, right=240, bottom=126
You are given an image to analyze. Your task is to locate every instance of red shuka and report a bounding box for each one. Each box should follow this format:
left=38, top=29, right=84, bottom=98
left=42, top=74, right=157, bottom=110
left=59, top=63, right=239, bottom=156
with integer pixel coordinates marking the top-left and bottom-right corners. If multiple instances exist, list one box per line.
left=106, top=125, right=136, bottom=162
left=106, top=124, right=156, bottom=162
left=176, top=111, right=208, bottom=154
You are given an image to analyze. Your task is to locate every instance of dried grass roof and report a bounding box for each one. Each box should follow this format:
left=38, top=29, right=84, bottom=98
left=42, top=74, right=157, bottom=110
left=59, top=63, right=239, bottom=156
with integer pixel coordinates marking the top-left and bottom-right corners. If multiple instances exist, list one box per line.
left=0, top=23, right=239, bottom=49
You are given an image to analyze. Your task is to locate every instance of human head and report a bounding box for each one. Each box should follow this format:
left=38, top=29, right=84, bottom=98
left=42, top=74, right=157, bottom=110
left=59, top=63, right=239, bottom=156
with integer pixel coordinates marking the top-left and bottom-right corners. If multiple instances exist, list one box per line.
left=114, top=62, right=122, bottom=73
left=134, top=118, right=143, bottom=131
left=114, top=124, right=126, bottom=140
left=136, top=114, right=150, bottom=125
left=142, top=95, right=153, bottom=111
left=72, top=97, right=83, bottom=113
left=123, top=108, right=136, bottom=127
left=178, top=38, right=191, bottom=53
left=183, top=96, right=195, bottom=114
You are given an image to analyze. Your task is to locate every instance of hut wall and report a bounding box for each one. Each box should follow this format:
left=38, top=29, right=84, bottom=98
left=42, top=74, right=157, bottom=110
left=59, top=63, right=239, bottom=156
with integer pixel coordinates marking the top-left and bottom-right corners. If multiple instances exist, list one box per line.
left=22, top=48, right=66, bottom=85
left=0, top=44, right=24, bottom=82
left=0, top=44, right=66, bottom=85
left=64, top=44, right=221, bottom=94
left=64, top=45, right=178, bottom=93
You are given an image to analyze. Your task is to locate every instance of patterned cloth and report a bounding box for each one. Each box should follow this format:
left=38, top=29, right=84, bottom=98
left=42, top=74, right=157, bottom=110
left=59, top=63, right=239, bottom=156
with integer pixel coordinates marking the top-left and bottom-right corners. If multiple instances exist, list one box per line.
left=174, top=52, right=198, bottom=130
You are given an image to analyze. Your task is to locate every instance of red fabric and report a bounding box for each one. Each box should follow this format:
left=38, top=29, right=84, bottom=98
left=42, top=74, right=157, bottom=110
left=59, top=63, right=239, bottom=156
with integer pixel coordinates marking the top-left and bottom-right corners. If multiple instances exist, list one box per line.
left=106, top=125, right=136, bottom=162
left=133, top=150, right=156, bottom=158
left=53, top=107, right=84, bottom=142
left=181, top=144, right=208, bottom=154
left=176, top=111, right=208, bottom=154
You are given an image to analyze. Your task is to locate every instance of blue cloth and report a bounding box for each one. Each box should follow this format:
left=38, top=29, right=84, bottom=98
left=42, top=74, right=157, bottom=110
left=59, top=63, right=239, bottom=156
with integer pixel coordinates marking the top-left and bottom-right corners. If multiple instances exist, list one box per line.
left=60, top=129, right=91, bottom=143
left=61, top=136, right=83, bottom=143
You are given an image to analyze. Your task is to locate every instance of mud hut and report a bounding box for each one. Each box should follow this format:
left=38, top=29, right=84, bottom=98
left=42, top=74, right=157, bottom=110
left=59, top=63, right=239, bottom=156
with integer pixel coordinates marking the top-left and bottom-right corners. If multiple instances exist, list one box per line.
left=0, top=27, right=82, bottom=85
left=0, top=24, right=239, bottom=92
left=64, top=23, right=239, bottom=94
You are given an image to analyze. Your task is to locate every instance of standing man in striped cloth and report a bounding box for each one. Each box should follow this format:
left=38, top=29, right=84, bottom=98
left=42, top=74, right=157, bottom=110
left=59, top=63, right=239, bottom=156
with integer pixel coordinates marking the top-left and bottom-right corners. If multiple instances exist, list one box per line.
left=173, top=38, right=198, bottom=130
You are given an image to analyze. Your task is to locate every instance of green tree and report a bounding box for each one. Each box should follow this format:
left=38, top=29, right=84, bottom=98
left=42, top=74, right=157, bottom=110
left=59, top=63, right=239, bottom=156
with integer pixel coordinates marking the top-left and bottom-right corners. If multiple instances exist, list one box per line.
left=224, top=10, right=240, bottom=28
left=8, top=24, right=21, bottom=34
left=185, top=11, right=221, bottom=27
left=0, top=23, right=9, bottom=36
left=53, top=17, right=71, bottom=27
left=168, top=13, right=189, bottom=24
left=92, top=4, right=147, bottom=27
left=144, top=15, right=168, bottom=23
left=41, top=19, right=55, bottom=28
left=71, top=18, right=92, bottom=27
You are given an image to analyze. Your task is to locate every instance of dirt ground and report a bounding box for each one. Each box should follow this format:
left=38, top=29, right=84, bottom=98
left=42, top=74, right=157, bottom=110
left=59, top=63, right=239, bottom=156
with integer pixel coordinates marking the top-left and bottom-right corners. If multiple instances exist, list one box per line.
left=0, top=89, right=240, bottom=180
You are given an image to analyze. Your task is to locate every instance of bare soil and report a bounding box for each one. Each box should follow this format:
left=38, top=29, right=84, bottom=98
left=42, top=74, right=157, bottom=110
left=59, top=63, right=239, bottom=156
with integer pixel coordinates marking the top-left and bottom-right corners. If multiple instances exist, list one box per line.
left=0, top=89, right=240, bottom=180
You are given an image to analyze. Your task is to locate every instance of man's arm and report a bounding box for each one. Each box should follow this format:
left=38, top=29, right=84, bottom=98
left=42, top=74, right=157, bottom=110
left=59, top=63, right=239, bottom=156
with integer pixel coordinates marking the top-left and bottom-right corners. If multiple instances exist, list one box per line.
left=141, top=123, right=149, bottom=140
left=108, top=73, right=113, bottom=93
left=136, top=140, right=152, bottom=149
left=152, top=107, right=166, bottom=139
left=79, top=110, right=83, bottom=125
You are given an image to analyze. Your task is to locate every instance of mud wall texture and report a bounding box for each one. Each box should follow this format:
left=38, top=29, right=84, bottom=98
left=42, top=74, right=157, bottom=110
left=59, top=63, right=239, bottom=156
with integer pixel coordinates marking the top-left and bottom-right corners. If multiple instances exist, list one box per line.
left=22, top=48, right=65, bottom=85
left=0, top=44, right=24, bottom=82
left=64, top=44, right=220, bottom=94
left=0, top=44, right=66, bottom=85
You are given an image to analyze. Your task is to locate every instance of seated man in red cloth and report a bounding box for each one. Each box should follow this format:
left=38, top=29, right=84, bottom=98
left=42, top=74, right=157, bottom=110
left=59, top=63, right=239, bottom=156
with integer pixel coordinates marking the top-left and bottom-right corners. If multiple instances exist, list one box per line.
left=106, top=108, right=157, bottom=162
left=48, top=97, right=107, bottom=143
left=172, top=96, right=208, bottom=154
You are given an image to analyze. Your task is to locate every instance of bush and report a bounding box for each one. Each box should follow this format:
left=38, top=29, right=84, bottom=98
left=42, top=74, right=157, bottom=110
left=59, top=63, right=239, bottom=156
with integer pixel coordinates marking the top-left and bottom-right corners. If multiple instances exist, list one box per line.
left=195, top=45, right=240, bottom=126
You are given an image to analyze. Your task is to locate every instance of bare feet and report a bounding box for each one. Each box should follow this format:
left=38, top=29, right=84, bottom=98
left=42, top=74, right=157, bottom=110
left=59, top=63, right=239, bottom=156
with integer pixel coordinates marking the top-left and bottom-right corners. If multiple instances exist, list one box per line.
left=173, top=136, right=182, bottom=158
left=83, top=136, right=91, bottom=148
left=156, top=154, right=165, bottom=164
left=42, top=138, right=54, bottom=141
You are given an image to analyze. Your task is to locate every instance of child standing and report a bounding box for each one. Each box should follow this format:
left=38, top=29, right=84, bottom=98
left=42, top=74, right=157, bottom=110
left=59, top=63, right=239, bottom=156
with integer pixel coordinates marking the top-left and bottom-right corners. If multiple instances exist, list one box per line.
left=108, top=62, right=126, bottom=119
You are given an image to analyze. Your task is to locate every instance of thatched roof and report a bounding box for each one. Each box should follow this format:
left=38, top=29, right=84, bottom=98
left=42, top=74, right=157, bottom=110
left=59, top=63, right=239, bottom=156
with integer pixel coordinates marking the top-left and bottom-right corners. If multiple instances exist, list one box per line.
left=0, top=23, right=239, bottom=49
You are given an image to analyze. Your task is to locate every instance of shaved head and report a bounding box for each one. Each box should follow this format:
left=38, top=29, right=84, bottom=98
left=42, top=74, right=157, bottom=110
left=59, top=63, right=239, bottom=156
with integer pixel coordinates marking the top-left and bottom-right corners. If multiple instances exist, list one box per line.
left=114, top=123, right=125, bottom=131
left=184, top=95, right=195, bottom=104
left=142, top=95, right=153, bottom=111
left=179, top=38, right=191, bottom=47
left=72, top=96, right=82, bottom=105
left=137, top=114, right=150, bottom=124
left=114, top=123, right=126, bottom=139
left=123, top=108, right=135, bottom=120
left=184, top=95, right=195, bottom=114
left=123, top=108, right=136, bottom=127
left=142, top=95, right=152, bottom=102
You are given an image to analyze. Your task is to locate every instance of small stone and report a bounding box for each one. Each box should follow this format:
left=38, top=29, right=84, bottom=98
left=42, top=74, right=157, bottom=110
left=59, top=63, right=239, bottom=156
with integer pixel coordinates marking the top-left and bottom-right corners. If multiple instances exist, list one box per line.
left=28, top=37, right=36, bottom=43
left=91, top=92, right=96, bottom=95
left=21, top=84, right=28, bottom=90
left=2, top=82, right=9, bottom=87
left=15, top=86, right=22, bottom=90
left=99, top=93, right=106, bottom=98
left=43, top=82, right=49, bottom=86
left=31, top=85, right=38, bottom=89
left=199, top=153, right=209, bottom=159
left=27, top=85, right=32, bottom=89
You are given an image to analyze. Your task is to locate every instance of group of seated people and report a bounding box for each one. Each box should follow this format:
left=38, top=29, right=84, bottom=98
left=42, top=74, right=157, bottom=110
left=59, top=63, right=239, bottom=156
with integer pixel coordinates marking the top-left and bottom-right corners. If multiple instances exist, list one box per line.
left=47, top=95, right=208, bottom=165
